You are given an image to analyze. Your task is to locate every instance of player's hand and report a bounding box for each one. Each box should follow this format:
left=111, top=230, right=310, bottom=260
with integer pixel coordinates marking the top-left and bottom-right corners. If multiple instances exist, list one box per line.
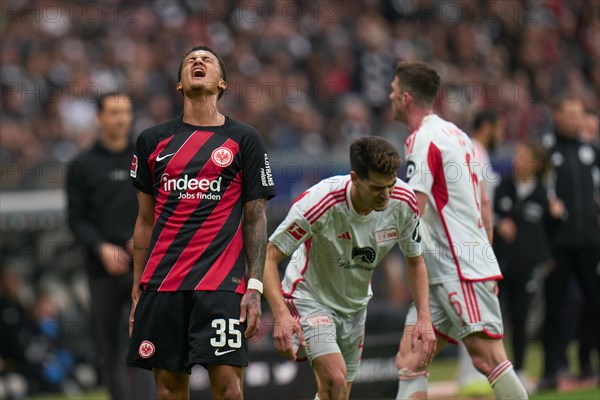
left=129, top=286, right=141, bottom=337
left=99, top=242, right=131, bottom=276
left=273, top=312, right=305, bottom=361
left=497, top=218, right=517, bottom=243
left=549, top=196, right=566, bottom=220
left=125, top=238, right=134, bottom=257
left=412, top=318, right=436, bottom=368
left=240, top=289, right=262, bottom=340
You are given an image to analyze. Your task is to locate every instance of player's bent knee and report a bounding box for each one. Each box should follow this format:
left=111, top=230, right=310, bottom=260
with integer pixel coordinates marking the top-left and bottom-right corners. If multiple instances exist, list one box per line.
left=470, top=355, right=492, bottom=376
left=213, top=385, right=242, bottom=400
left=156, top=385, right=187, bottom=400
left=317, top=370, right=347, bottom=398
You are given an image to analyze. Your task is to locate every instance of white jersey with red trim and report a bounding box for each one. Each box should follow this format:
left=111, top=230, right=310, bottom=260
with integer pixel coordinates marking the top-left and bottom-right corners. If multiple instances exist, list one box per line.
left=404, top=114, right=502, bottom=284
left=270, top=175, right=422, bottom=316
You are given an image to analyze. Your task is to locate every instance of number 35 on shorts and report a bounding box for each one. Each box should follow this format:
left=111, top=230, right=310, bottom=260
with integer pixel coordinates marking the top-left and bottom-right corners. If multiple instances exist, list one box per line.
left=211, top=318, right=242, bottom=349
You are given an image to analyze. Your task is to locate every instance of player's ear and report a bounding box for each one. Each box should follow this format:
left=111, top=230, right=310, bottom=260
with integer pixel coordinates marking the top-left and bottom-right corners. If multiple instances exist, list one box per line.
left=350, top=171, right=359, bottom=185
left=176, top=81, right=183, bottom=92
left=402, top=91, right=411, bottom=105
left=218, top=79, right=227, bottom=91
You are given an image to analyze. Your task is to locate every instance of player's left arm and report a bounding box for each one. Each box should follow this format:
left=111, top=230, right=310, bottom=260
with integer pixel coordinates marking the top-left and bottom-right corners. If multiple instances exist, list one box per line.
left=480, top=181, right=493, bottom=244
left=405, top=255, right=436, bottom=366
left=240, top=197, right=268, bottom=339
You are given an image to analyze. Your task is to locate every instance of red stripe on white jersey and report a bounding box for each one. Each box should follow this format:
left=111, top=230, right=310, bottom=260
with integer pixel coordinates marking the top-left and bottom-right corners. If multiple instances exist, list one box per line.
left=303, top=189, right=345, bottom=222
left=468, top=282, right=481, bottom=321
left=393, top=187, right=418, bottom=205
left=282, top=239, right=311, bottom=297
left=427, top=141, right=467, bottom=279
left=307, top=196, right=346, bottom=224
left=391, top=194, right=419, bottom=215
left=461, top=281, right=475, bottom=323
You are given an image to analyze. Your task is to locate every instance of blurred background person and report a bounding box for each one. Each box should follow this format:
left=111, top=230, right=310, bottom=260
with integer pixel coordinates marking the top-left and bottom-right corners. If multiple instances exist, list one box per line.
left=539, top=95, right=600, bottom=391
left=470, top=110, right=505, bottom=202
left=66, top=92, right=154, bottom=399
left=494, top=139, right=563, bottom=392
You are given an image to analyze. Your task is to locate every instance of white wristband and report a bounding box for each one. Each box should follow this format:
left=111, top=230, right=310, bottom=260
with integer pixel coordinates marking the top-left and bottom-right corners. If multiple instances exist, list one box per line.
left=247, top=278, right=263, bottom=294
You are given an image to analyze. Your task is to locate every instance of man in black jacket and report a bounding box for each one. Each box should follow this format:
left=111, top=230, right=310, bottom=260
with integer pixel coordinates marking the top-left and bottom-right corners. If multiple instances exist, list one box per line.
left=539, top=95, right=600, bottom=390
left=66, top=91, right=153, bottom=399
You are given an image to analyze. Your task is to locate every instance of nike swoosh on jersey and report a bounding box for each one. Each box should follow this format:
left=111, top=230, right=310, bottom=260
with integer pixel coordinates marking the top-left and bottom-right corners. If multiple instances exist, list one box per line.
left=214, top=348, right=237, bottom=357
left=156, top=152, right=175, bottom=162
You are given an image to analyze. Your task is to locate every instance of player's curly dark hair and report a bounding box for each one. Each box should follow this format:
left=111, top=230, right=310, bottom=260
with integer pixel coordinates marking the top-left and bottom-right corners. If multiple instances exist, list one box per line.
left=177, top=45, right=227, bottom=99
left=350, top=136, right=401, bottom=179
left=395, top=61, right=441, bottom=107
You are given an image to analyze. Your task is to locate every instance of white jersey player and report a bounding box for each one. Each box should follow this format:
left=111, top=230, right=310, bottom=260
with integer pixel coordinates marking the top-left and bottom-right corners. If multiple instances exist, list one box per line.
left=390, top=61, right=528, bottom=400
left=264, top=136, right=436, bottom=400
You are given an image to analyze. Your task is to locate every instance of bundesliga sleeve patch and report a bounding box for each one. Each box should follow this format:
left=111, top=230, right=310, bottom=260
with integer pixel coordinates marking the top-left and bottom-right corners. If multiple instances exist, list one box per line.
left=286, top=222, right=307, bottom=241
left=130, top=155, right=138, bottom=178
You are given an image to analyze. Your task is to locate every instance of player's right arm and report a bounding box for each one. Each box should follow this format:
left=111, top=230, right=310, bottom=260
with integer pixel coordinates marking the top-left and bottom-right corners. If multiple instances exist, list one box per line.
left=129, top=190, right=154, bottom=337
left=264, top=242, right=304, bottom=360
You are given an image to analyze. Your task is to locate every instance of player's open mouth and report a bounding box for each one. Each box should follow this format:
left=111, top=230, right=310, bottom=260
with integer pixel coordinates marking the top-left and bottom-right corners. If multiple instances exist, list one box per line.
left=191, top=67, right=206, bottom=78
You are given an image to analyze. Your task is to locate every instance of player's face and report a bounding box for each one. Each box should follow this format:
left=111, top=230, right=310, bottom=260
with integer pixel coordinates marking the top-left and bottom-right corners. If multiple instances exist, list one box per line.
left=512, top=143, right=536, bottom=180
left=555, top=99, right=584, bottom=138
left=97, top=94, right=133, bottom=140
left=177, top=50, right=226, bottom=96
left=353, top=170, right=396, bottom=212
left=389, top=77, right=407, bottom=123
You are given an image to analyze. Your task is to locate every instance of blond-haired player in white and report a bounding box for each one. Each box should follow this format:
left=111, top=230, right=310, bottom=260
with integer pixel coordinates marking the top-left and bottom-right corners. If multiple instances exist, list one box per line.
left=390, top=61, right=528, bottom=399
left=263, top=136, right=437, bottom=400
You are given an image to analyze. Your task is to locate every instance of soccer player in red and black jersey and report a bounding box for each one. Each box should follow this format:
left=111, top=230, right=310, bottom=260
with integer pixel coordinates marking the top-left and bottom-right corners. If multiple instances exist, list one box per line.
left=126, top=45, right=276, bottom=400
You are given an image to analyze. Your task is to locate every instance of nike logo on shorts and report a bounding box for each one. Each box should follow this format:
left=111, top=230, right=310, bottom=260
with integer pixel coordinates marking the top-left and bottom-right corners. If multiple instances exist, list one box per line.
left=156, top=153, right=175, bottom=162
left=214, top=348, right=236, bottom=357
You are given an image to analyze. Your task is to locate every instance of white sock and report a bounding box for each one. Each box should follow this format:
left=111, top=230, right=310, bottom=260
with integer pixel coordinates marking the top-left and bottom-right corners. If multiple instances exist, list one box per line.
left=487, top=361, right=528, bottom=399
left=396, top=368, right=429, bottom=400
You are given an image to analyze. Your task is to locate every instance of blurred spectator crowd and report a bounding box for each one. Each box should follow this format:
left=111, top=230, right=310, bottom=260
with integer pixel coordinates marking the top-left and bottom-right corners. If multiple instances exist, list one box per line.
left=1, top=0, right=599, bottom=397
left=1, top=0, right=599, bottom=189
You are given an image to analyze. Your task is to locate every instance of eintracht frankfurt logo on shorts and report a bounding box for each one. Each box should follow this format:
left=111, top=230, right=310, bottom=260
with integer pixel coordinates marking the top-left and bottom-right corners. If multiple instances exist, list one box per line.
left=211, top=147, right=233, bottom=167
left=139, top=340, right=155, bottom=359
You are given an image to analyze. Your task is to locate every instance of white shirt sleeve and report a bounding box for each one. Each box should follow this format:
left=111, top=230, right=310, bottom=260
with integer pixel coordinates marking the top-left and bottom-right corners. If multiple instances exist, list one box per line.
left=405, top=131, right=433, bottom=195
left=269, top=189, right=324, bottom=256
left=397, top=202, right=423, bottom=258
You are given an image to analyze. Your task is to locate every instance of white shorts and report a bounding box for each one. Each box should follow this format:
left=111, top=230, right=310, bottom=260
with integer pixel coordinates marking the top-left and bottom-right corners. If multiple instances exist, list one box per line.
left=406, top=280, right=503, bottom=343
left=286, top=297, right=366, bottom=382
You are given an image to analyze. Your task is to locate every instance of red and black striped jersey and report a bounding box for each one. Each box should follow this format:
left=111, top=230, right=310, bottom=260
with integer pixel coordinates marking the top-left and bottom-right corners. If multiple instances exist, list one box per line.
left=130, top=116, right=276, bottom=293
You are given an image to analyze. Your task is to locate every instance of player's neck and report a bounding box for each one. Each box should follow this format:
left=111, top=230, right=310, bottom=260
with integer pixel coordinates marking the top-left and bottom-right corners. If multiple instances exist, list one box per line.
left=408, top=109, right=434, bottom=133
left=350, top=184, right=372, bottom=215
left=182, top=96, right=225, bottom=127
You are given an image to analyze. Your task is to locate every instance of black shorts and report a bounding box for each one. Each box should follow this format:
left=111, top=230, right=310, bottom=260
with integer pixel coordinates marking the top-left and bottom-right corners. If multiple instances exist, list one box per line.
left=127, top=290, right=248, bottom=374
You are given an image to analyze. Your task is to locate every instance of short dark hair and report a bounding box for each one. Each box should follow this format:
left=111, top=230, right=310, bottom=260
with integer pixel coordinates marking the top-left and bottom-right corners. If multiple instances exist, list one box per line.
left=520, top=138, right=551, bottom=178
left=350, top=136, right=401, bottom=179
left=177, top=45, right=227, bottom=99
left=395, top=61, right=441, bottom=107
left=473, top=109, right=499, bottom=131
left=96, top=91, right=130, bottom=112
